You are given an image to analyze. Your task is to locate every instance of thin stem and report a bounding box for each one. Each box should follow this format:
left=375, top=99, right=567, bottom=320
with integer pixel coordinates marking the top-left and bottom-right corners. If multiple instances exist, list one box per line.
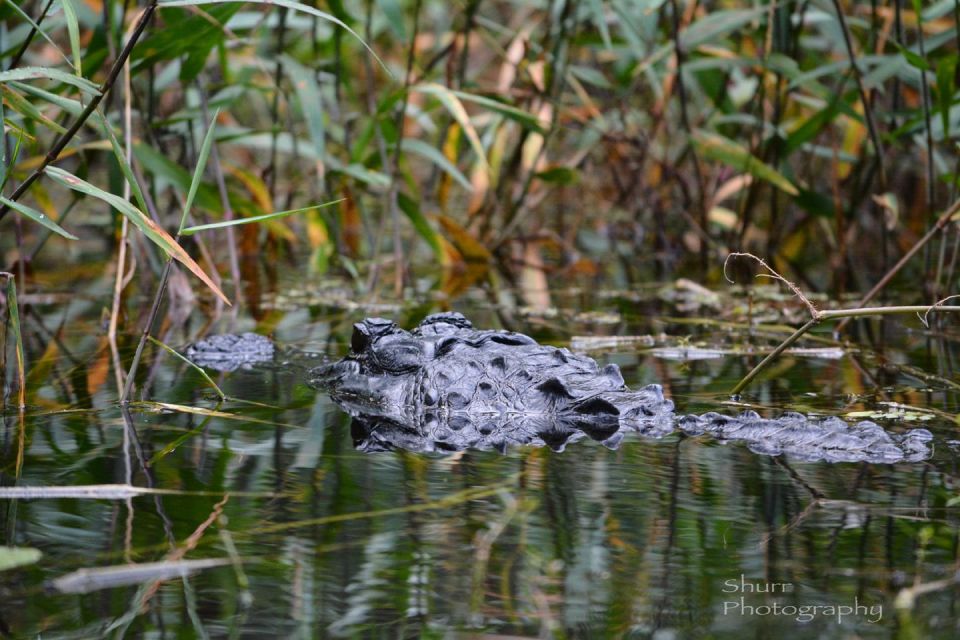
left=265, top=7, right=289, bottom=204
left=835, top=198, right=960, bottom=333
left=669, top=0, right=707, bottom=267
left=385, top=0, right=424, bottom=296
left=0, top=1, right=159, bottom=223
left=830, top=0, right=886, bottom=189
left=733, top=306, right=960, bottom=396
left=362, top=0, right=393, bottom=294
left=916, top=14, right=937, bottom=280
left=8, top=0, right=56, bottom=71
left=120, top=259, right=173, bottom=403
left=731, top=319, right=819, bottom=396
left=199, top=86, right=242, bottom=306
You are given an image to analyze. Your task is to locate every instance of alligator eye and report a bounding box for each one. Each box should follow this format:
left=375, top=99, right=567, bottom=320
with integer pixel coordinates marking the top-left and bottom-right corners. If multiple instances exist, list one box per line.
left=351, top=324, right=370, bottom=353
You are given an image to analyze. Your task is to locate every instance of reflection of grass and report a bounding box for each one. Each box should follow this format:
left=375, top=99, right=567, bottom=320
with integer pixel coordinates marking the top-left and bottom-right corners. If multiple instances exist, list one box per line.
left=5, top=0, right=960, bottom=316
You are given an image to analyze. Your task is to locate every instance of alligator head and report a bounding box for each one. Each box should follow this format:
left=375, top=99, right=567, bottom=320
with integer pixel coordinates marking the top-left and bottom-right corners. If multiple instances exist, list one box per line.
left=309, top=312, right=676, bottom=453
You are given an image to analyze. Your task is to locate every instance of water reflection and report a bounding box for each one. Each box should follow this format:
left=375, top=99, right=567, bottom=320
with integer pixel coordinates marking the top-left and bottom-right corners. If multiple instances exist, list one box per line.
left=0, top=303, right=958, bottom=638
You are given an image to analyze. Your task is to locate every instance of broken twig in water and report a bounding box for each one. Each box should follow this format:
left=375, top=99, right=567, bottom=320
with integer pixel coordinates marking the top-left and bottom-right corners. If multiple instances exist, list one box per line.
left=726, top=253, right=960, bottom=395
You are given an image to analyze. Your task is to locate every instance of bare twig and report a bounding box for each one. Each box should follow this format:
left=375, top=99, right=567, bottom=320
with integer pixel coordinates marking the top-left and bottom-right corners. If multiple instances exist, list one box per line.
left=723, top=252, right=819, bottom=318
left=835, top=198, right=960, bottom=332
left=726, top=254, right=960, bottom=395
left=731, top=305, right=960, bottom=396
left=918, top=294, right=960, bottom=327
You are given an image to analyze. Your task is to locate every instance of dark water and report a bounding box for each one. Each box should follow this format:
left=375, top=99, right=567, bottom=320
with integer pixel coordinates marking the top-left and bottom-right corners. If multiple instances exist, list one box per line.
left=1, top=278, right=958, bottom=639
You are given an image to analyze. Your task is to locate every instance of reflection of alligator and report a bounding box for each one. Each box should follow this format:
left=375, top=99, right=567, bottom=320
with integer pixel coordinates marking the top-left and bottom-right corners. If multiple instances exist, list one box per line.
left=307, top=313, right=933, bottom=463
left=186, top=313, right=934, bottom=462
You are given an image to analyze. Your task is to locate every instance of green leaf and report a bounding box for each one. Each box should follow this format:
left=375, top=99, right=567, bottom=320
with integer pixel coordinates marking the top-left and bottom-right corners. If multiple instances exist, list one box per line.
left=44, top=166, right=230, bottom=305
left=181, top=200, right=344, bottom=235
left=693, top=130, right=799, bottom=196
left=936, top=56, right=957, bottom=138
left=784, top=91, right=848, bottom=155
left=60, top=0, right=83, bottom=77
left=134, top=143, right=221, bottom=211
left=94, top=112, right=151, bottom=216
left=680, top=8, right=766, bottom=49
left=179, top=109, right=220, bottom=232
left=443, top=89, right=545, bottom=133
left=378, top=0, right=406, bottom=40
left=133, top=3, right=241, bottom=78
left=4, top=278, right=25, bottom=408
left=148, top=336, right=224, bottom=399
left=0, top=85, right=68, bottom=134
left=535, top=166, right=579, bottom=185
left=411, top=83, right=490, bottom=172
left=157, top=0, right=390, bottom=75
left=0, top=67, right=99, bottom=95
left=401, top=138, right=472, bottom=191
left=4, top=1, right=70, bottom=65
left=397, top=192, right=443, bottom=260
left=895, top=42, right=930, bottom=71
left=586, top=0, right=612, bottom=50
left=793, top=188, right=835, bottom=219
left=10, top=81, right=84, bottom=117
left=0, top=546, right=41, bottom=572
left=283, top=56, right=326, bottom=186
left=0, top=130, right=24, bottom=192
left=0, top=196, right=78, bottom=240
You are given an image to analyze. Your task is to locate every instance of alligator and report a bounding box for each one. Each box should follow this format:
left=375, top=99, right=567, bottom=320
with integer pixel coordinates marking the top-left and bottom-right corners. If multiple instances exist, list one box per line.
left=186, top=313, right=934, bottom=463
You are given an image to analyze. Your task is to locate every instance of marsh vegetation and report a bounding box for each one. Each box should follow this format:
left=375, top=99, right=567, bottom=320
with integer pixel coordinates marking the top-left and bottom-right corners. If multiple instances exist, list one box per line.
left=0, top=0, right=959, bottom=637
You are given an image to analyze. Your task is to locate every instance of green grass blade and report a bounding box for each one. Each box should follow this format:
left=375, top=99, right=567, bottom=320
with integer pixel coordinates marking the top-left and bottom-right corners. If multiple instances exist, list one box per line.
left=59, top=0, right=83, bottom=77
left=412, top=83, right=490, bottom=172
left=179, top=108, right=221, bottom=233
left=446, top=90, right=545, bottom=133
left=0, top=131, right=24, bottom=193
left=157, top=0, right=390, bottom=75
left=94, top=111, right=150, bottom=216
left=400, top=138, right=473, bottom=191
left=0, top=67, right=100, bottom=95
left=680, top=8, right=767, bottom=49
left=1, top=85, right=68, bottom=134
left=3, top=276, right=25, bottom=409
left=693, top=131, right=799, bottom=196
left=44, top=166, right=230, bottom=305
left=397, top=192, right=442, bottom=260
left=3, top=0, right=70, bottom=65
left=147, top=336, right=225, bottom=400
left=10, top=81, right=84, bottom=117
left=0, top=196, right=78, bottom=240
left=283, top=56, right=326, bottom=185
left=586, top=0, right=613, bottom=50
left=181, top=200, right=344, bottom=235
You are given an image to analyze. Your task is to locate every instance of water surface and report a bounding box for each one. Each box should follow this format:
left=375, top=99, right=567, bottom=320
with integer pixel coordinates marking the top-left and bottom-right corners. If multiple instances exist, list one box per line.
left=1, top=275, right=958, bottom=639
